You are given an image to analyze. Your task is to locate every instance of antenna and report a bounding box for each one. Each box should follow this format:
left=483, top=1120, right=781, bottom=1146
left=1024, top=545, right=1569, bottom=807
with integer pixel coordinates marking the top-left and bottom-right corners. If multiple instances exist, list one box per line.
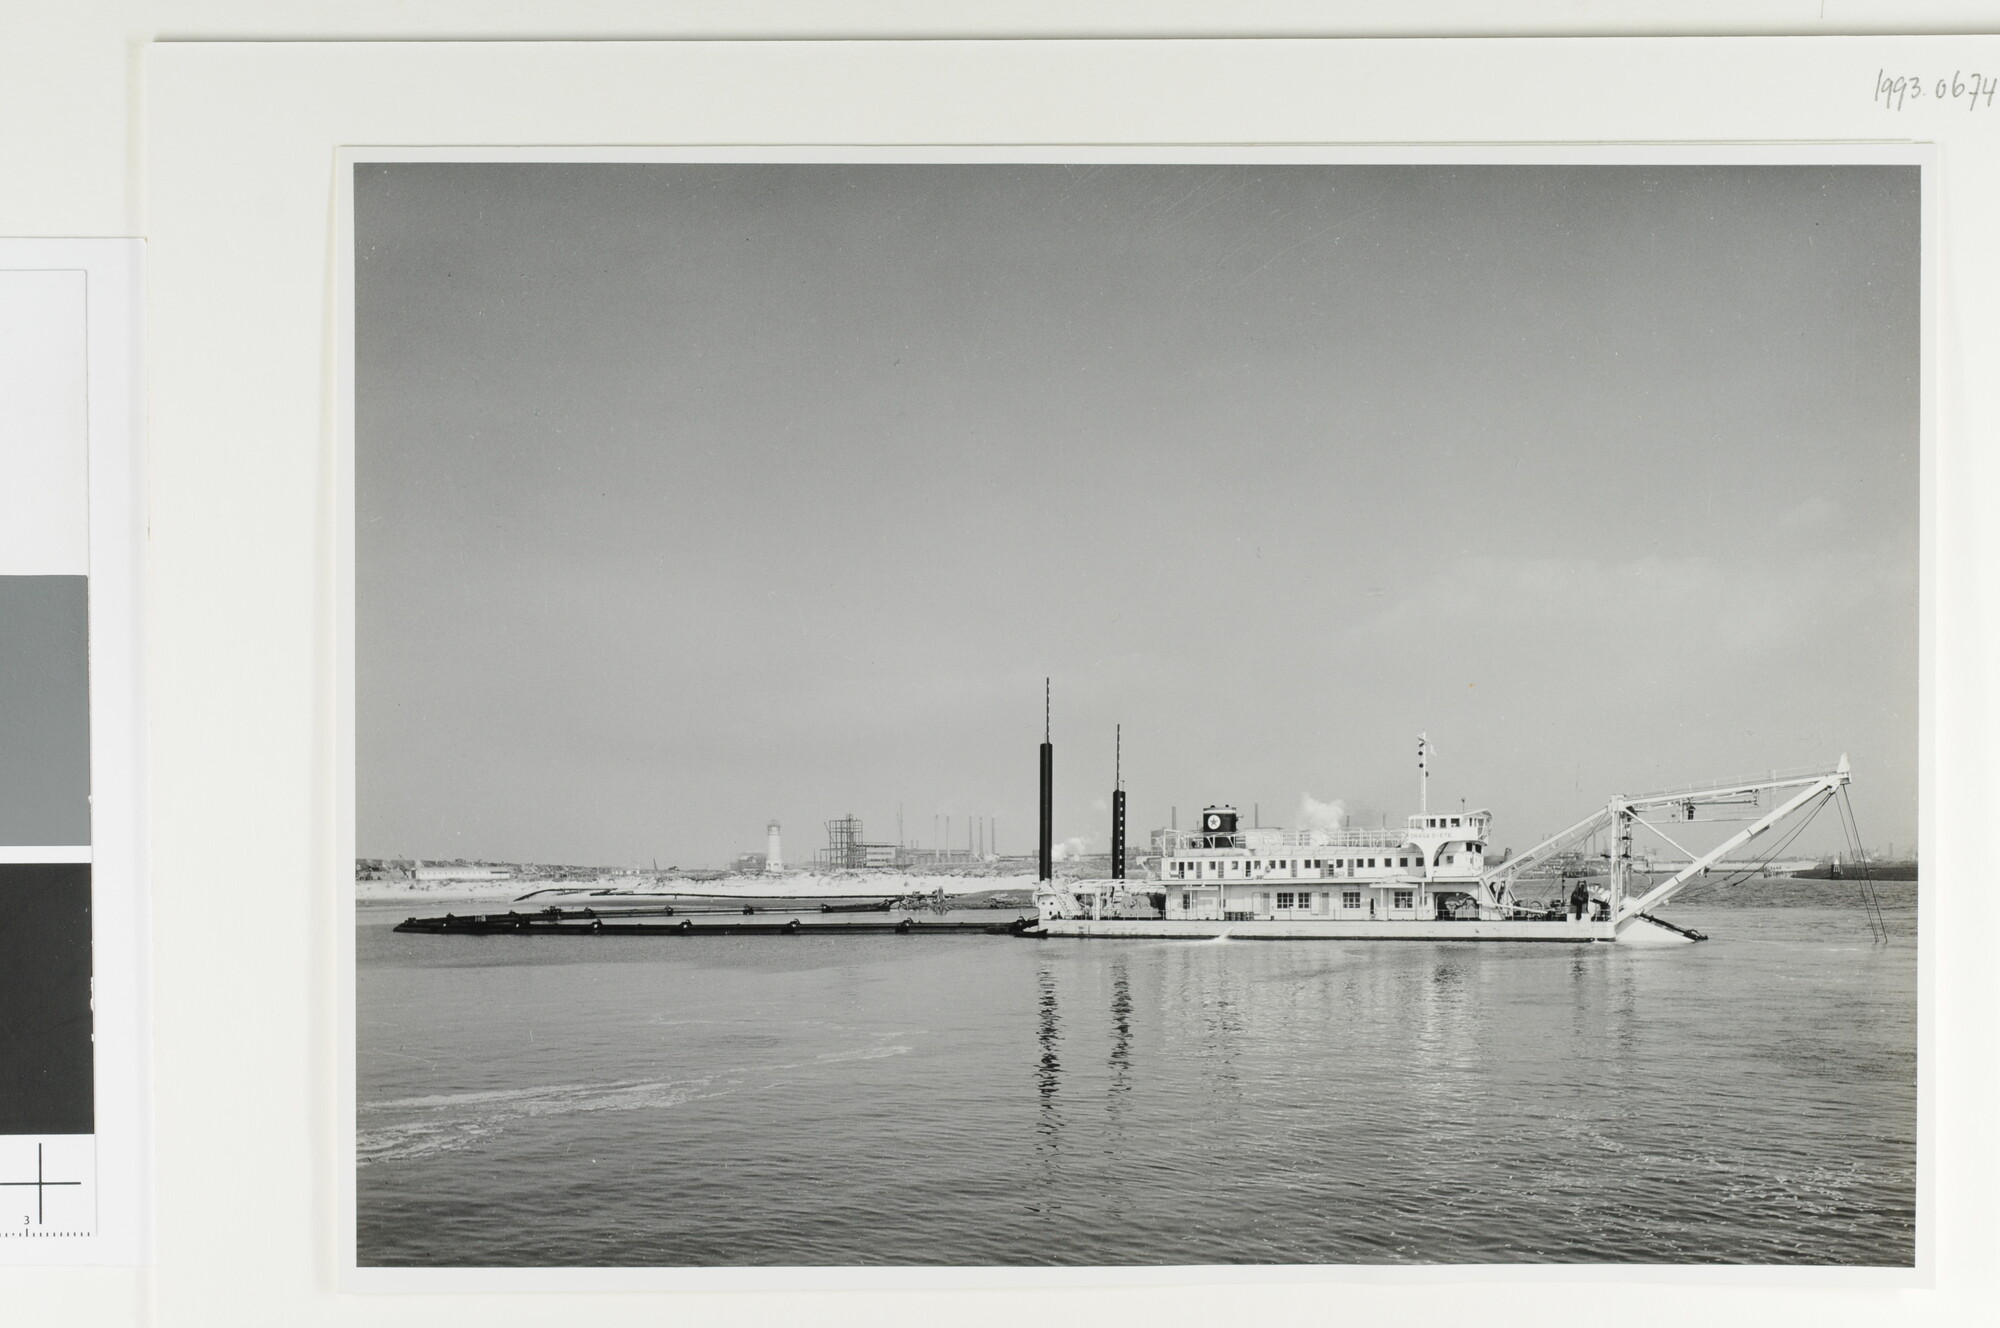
left=1045, top=677, right=1051, bottom=743
left=1115, top=724, right=1122, bottom=790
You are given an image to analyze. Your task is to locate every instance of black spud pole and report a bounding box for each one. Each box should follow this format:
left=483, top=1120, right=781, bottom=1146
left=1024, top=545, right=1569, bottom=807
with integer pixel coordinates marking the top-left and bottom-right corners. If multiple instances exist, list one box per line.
left=1111, top=724, right=1126, bottom=880
left=1039, top=679, right=1053, bottom=883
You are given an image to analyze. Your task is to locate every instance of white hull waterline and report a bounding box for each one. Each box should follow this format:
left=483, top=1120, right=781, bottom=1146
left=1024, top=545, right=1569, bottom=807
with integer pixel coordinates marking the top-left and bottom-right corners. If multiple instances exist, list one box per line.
left=1036, top=913, right=1703, bottom=944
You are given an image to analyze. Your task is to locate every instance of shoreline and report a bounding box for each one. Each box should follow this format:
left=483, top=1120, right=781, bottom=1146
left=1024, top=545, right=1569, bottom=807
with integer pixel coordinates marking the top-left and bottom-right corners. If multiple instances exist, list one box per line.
left=355, top=871, right=1043, bottom=906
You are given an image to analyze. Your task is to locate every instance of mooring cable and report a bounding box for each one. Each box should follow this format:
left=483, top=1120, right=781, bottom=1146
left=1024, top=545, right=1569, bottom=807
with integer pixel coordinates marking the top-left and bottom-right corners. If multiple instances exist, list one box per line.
left=1835, top=785, right=1890, bottom=944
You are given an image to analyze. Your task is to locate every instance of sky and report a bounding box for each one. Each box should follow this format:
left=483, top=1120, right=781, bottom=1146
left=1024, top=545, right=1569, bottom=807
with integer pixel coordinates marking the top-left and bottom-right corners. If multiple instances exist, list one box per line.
left=355, top=162, right=1919, bottom=868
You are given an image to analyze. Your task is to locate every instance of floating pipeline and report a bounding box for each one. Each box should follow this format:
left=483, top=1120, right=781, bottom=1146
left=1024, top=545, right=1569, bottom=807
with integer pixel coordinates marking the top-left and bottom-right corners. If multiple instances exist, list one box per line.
left=392, top=906, right=1042, bottom=938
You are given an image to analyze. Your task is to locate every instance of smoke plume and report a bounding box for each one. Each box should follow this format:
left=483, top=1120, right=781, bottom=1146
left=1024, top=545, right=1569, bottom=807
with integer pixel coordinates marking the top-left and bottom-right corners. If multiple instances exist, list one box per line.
left=1297, top=793, right=1349, bottom=832
left=1051, top=836, right=1095, bottom=862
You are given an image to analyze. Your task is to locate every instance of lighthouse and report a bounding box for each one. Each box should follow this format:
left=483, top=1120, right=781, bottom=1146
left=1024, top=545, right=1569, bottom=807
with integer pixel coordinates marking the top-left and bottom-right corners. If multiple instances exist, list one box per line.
left=766, top=820, right=784, bottom=874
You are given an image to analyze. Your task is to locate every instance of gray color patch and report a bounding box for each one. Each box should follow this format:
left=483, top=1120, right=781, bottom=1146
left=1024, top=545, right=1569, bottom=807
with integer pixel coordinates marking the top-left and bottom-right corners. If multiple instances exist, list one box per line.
left=0, top=576, right=90, bottom=845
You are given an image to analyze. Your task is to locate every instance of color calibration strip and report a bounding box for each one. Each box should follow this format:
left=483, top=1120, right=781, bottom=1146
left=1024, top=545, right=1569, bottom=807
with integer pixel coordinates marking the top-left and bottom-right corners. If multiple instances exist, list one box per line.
left=1, top=244, right=147, bottom=1261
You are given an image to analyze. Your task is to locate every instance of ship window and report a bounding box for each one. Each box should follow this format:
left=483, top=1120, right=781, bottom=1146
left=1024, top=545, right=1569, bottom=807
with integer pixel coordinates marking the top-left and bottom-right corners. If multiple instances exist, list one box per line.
left=1368, top=858, right=1377, bottom=868
left=1395, top=890, right=1414, bottom=909
left=1342, top=890, right=1361, bottom=909
left=1277, top=892, right=1295, bottom=909
left=1181, top=892, right=1192, bottom=911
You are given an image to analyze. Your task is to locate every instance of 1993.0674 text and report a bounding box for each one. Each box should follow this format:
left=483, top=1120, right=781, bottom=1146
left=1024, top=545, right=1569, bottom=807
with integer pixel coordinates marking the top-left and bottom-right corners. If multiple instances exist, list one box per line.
left=1875, top=68, right=1998, bottom=111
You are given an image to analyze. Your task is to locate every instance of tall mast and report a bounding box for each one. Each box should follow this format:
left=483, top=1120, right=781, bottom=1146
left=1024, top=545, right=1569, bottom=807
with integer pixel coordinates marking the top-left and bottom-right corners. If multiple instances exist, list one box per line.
left=1111, top=724, right=1127, bottom=881
left=1418, top=733, right=1429, bottom=816
left=1038, top=679, right=1053, bottom=883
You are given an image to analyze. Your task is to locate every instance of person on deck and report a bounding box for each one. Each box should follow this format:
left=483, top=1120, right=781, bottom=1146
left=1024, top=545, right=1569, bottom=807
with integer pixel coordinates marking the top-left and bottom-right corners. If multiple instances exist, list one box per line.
left=1569, top=880, right=1590, bottom=922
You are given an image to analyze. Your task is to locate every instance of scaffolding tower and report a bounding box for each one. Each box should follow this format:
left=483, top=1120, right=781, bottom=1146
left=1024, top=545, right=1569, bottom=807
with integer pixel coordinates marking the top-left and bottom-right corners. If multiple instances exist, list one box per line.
left=818, top=815, right=864, bottom=870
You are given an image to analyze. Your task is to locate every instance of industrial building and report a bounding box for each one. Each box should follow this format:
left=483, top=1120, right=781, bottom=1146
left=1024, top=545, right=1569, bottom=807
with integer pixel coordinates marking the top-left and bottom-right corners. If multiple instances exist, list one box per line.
left=815, top=815, right=903, bottom=870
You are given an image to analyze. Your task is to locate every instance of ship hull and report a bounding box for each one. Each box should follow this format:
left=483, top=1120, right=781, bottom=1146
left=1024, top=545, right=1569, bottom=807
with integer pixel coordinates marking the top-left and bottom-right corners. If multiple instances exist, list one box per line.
left=1035, top=917, right=1615, bottom=942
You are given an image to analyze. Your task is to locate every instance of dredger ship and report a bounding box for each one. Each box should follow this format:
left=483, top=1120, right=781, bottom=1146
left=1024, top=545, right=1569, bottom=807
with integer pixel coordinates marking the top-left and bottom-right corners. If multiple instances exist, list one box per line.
left=1032, top=736, right=1857, bottom=947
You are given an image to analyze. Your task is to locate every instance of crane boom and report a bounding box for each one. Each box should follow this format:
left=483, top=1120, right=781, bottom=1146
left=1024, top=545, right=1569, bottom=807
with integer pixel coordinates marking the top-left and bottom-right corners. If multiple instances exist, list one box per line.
left=1617, top=758, right=1847, bottom=920
left=1479, top=758, right=1851, bottom=925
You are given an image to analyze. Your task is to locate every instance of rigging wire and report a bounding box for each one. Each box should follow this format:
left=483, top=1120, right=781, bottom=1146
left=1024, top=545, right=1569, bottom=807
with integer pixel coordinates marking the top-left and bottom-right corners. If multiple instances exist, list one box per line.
left=1660, top=791, right=1831, bottom=908
left=1666, top=798, right=1822, bottom=903
left=1835, top=785, right=1890, bottom=944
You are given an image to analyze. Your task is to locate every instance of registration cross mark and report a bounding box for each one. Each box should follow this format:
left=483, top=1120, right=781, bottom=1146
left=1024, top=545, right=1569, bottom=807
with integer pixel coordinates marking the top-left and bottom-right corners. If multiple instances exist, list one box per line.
left=0, top=1145, right=82, bottom=1225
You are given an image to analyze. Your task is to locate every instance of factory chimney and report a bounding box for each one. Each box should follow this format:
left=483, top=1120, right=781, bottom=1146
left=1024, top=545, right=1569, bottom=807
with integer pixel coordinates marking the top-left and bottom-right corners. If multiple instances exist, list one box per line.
left=1111, top=725, right=1126, bottom=880
left=1039, top=679, right=1053, bottom=883
left=766, top=820, right=783, bottom=874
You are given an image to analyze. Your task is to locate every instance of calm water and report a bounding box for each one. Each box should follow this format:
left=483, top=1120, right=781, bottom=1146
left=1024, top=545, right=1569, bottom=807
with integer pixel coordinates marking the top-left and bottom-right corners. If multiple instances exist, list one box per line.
left=356, top=882, right=1915, bottom=1267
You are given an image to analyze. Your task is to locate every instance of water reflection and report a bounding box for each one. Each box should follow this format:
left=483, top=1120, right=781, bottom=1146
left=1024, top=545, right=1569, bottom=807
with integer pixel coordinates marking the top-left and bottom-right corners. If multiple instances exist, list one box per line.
left=1162, top=946, right=1240, bottom=1083
left=1034, top=960, right=1062, bottom=1146
left=1107, top=956, right=1133, bottom=1132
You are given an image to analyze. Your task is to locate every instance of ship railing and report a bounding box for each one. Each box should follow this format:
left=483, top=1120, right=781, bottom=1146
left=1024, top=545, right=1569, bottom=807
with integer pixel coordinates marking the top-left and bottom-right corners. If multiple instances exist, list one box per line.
left=1621, top=762, right=1844, bottom=803
left=1157, top=828, right=1412, bottom=852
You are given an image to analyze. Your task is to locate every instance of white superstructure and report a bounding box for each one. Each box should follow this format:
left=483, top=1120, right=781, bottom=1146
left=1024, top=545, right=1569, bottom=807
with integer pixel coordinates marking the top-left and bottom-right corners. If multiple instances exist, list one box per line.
left=1151, top=803, right=1494, bottom=923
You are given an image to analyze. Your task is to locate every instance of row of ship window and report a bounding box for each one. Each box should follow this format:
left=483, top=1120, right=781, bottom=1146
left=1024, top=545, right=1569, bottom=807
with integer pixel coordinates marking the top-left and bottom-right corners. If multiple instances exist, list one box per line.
left=1169, top=853, right=1480, bottom=876
left=1179, top=890, right=1418, bottom=910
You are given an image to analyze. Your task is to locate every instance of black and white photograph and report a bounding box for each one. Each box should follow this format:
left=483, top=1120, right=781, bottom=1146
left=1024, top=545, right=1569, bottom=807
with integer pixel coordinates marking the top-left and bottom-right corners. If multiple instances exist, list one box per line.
left=350, top=156, right=1919, bottom=1270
